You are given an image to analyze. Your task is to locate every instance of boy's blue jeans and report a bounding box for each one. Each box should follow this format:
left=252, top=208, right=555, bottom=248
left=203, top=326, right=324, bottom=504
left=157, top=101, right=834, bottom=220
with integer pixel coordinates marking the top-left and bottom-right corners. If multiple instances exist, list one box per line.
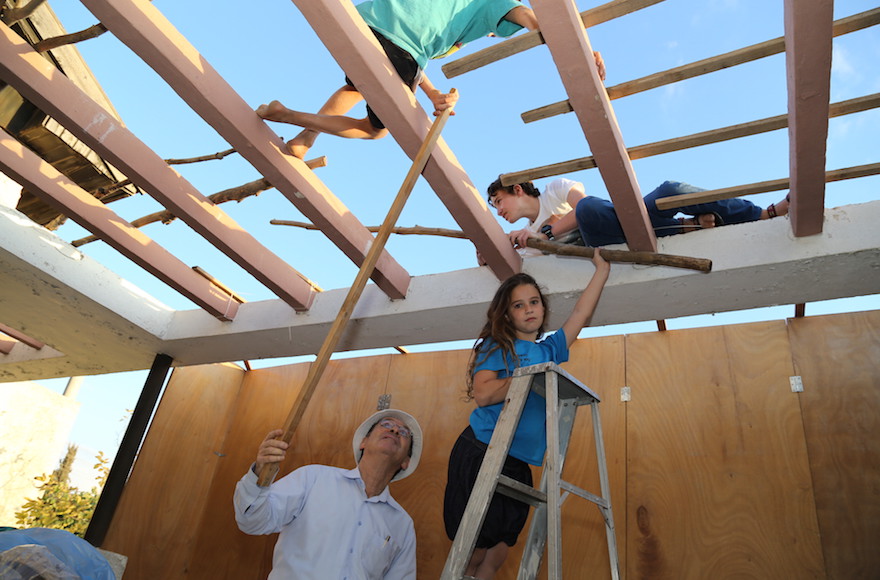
left=575, top=180, right=764, bottom=247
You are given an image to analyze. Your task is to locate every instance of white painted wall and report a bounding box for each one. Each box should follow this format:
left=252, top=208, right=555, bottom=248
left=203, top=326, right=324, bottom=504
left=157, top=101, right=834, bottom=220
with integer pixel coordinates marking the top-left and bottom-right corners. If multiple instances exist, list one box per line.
left=0, top=381, right=80, bottom=527
left=0, top=171, right=22, bottom=208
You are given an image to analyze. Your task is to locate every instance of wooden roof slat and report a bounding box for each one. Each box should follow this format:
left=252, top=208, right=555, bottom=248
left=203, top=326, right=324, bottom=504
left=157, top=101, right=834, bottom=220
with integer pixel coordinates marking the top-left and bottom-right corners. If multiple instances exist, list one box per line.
left=0, top=129, right=241, bottom=321
left=532, top=0, right=655, bottom=252
left=441, top=0, right=665, bottom=79
left=0, top=22, right=317, bottom=311
left=654, top=162, right=880, bottom=210
left=79, top=0, right=411, bottom=300
left=289, top=0, right=521, bottom=280
left=522, top=7, right=880, bottom=124
left=0, top=322, right=45, bottom=350
left=784, top=0, right=834, bottom=237
left=503, top=93, right=880, bottom=185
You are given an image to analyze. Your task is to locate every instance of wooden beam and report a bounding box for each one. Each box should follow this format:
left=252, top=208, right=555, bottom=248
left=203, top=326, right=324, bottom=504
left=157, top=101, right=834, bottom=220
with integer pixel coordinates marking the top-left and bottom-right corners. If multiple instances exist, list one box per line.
left=785, top=0, right=834, bottom=237
left=794, top=304, right=806, bottom=318
left=0, top=322, right=44, bottom=350
left=532, top=0, right=655, bottom=252
left=289, top=0, right=521, bottom=281
left=0, top=22, right=316, bottom=311
left=0, top=129, right=241, bottom=321
left=441, top=0, right=665, bottom=79
left=78, top=0, right=411, bottom=300
left=503, top=93, right=880, bottom=186
left=522, top=7, right=880, bottom=124
left=654, top=162, right=880, bottom=211
left=0, top=337, right=15, bottom=355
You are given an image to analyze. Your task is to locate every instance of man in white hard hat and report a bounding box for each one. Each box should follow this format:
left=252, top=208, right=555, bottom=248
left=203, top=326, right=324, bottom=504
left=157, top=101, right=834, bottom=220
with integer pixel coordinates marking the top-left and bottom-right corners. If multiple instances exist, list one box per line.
left=234, top=409, right=423, bottom=580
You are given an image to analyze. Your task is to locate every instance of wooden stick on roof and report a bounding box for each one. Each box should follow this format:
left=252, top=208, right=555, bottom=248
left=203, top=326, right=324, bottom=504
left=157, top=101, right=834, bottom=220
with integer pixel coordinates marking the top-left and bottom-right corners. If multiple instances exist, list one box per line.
left=521, top=7, right=880, bottom=124
left=502, top=93, right=880, bottom=185
left=271, top=220, right=712, bottom=272
left=654, top=162, right=880, bottom=211
left=441, top=0, right=664, bottom=79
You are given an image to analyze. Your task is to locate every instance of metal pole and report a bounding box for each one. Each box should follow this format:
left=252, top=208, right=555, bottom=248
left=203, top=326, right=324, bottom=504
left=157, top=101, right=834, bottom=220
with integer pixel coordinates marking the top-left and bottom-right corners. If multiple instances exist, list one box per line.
left=85, top=353, right=173, bottom=547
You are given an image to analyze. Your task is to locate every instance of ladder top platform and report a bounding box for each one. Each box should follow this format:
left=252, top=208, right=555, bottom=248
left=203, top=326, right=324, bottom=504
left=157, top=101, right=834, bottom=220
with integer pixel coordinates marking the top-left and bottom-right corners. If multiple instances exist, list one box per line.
left=513, top=362, right=601, bottom=404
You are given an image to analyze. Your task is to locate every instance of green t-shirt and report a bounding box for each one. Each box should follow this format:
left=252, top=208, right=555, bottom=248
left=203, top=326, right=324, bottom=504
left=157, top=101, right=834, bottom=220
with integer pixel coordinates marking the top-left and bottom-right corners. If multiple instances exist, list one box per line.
left=356, top=0, right=524, bottom=69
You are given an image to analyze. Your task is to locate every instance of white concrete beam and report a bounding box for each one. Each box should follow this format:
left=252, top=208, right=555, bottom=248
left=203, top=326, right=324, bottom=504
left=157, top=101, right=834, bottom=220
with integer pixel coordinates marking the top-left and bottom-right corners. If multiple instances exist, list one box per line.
left=0, top=129, right=240, bottom=321
left=1, top=201, right=877, bottom=381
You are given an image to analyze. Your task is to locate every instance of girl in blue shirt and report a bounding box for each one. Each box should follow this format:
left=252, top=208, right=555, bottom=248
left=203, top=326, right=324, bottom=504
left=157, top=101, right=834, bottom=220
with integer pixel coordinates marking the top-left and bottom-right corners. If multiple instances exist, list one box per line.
left=443, top=251, right=610, bottom=578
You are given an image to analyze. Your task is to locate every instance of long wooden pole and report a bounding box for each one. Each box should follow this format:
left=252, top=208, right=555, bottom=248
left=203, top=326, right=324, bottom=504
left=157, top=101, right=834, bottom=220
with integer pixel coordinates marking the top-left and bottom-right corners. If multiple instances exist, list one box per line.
left=257, top=94, right=456, bottom=486
left=270, top=220, right=712, bottom=272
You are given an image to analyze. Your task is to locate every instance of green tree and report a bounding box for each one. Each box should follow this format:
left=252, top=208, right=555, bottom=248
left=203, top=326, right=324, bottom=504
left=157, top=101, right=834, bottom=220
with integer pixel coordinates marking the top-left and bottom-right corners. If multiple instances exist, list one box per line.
left=14, top=444, right=110, bottom=538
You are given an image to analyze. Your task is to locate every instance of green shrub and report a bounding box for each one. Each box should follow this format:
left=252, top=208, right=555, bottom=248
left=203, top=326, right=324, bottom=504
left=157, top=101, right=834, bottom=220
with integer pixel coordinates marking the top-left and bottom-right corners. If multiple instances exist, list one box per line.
left=15, top=445, right=110, bottom=538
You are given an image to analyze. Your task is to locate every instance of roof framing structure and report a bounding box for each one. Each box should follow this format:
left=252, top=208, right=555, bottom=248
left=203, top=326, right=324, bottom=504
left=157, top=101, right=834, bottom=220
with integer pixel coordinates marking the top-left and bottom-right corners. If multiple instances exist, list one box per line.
left=0, top=0, right=877, bottom=380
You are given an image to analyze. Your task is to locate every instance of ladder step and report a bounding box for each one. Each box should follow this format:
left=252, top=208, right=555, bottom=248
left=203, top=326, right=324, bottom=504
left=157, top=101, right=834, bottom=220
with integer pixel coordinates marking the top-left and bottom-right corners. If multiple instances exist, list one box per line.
left=559, top=479, right=610, bottom=509
left=497, top=475, right=546, bottom=507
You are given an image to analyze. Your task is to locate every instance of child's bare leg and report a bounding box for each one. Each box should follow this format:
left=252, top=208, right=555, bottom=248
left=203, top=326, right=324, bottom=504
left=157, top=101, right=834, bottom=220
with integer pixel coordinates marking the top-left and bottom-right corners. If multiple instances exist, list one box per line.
left=472, top=542, right=509, bottom=579
left=288, top=85, right=365, bottom=158
left=761, top=194, right=790, bottom=219
left=464, top=548, right=486, bottom=577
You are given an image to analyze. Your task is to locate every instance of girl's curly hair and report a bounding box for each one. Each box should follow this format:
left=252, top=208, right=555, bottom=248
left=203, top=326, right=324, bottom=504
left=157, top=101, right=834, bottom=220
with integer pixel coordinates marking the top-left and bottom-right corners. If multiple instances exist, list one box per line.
left=465, top=273, right=549, bottom=399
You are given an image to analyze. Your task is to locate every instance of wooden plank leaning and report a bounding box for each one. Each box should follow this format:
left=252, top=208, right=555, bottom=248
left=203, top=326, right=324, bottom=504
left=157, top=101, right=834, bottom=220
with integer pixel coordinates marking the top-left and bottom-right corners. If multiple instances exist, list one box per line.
left=256, top=92, right=457, bottom=486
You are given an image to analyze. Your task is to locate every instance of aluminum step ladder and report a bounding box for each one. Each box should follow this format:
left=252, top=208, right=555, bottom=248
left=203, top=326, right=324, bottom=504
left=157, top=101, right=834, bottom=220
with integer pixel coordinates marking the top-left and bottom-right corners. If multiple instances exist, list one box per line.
left=441, top=362, right=620, bottom=580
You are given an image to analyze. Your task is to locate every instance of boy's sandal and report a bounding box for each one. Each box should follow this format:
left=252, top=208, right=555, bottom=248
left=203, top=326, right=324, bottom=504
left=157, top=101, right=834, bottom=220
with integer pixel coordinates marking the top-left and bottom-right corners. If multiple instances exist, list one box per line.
left=767, top=203, right=778, bottom=218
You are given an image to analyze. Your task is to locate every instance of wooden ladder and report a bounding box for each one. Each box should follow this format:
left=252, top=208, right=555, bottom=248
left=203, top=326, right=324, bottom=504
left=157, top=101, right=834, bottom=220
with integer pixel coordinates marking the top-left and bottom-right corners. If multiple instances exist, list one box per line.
left=440, top=362, right=620, bottom=580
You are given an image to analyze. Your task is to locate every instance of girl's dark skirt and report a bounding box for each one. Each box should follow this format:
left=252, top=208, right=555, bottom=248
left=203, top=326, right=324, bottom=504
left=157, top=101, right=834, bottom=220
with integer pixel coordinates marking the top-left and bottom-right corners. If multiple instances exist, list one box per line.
left=443, top=426, right=533, bottom=548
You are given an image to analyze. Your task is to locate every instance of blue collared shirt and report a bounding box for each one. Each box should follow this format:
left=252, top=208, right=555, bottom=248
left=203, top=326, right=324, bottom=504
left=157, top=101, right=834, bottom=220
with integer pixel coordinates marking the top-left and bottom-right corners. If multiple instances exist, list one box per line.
left=234, top=465, right=416, bottom=579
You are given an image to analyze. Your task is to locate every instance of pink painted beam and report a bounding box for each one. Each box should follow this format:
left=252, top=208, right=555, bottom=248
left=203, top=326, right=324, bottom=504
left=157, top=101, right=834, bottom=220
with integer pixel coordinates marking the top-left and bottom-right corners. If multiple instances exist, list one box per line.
left=0, top=129, right=240, bottom=321
left=784, top=0, right=833, bottom=237
left=290, top=0, right=521, bottom=281
left=79, top=0, right=410, bottom=300
left=0, top=22, right=316, bottom=311
left=0, top=337, right=14, bottom=355
left=532, top=0, right=656, bottom=252
left=0, top=322, right=45, bottom=350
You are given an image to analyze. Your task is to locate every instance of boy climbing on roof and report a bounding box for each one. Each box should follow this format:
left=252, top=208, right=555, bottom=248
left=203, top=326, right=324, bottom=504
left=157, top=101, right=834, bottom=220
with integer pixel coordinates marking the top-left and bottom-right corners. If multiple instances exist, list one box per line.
left=256, top=0, right=605, bottom=159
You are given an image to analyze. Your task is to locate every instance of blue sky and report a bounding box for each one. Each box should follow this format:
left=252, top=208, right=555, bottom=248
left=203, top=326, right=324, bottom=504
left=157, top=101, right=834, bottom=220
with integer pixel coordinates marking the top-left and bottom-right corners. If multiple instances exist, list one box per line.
left=34, top=0, right=879, bottom=461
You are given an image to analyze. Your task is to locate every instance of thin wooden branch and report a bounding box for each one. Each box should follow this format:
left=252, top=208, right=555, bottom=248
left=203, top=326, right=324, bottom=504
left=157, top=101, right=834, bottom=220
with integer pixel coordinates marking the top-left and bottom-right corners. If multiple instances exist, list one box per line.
left=271, top=220, right=467, bottom=240
left=441, top=0, right=664, bottom=79
left=165, top=147, right=238, bottom=165
left=72, top=177, right=275, bottom=246
left=521, top=7, right=880, bottom=124
left=655, top=162, right=880, bottom=210
left=1, top=0, right=47, bottom=26
left=33, top=23, right=107, bottom=53
left=73, top=156, right=328, bottom=246
left=271, top=221, right=711, bottom=272
left=527, top=239, right=711, bottom=272
left=502, top=92, right=880, bottom=185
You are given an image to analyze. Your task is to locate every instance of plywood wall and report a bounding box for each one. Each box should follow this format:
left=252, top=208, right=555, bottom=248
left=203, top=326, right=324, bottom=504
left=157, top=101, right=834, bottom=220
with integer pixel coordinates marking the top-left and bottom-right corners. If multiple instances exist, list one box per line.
left=101, top=311, right=880, bottom=579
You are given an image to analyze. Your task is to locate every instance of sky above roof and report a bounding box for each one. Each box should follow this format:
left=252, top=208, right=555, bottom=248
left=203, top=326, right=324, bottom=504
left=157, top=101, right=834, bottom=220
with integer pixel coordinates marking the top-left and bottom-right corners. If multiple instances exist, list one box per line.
left=34, top=0, right=879, bottom=458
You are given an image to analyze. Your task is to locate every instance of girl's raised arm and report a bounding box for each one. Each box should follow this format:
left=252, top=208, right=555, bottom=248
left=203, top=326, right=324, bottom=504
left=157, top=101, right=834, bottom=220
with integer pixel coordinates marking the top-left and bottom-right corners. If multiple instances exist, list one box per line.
left=560, top=251, right=610, bottom=348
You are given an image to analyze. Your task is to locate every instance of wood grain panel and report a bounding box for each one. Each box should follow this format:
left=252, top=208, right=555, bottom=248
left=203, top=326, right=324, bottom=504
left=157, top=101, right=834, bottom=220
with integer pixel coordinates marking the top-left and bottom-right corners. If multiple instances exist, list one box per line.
left=188, top=363, right=311, bottom=580
left=556, top=335, right=628, bottom=580
left=625, top=322, right=823, bottom=579
left=788, top=311, right=880, bottom=579
left=384, top=349, right=473, bottom=578
left=101, top=363, right=245, bottom=580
